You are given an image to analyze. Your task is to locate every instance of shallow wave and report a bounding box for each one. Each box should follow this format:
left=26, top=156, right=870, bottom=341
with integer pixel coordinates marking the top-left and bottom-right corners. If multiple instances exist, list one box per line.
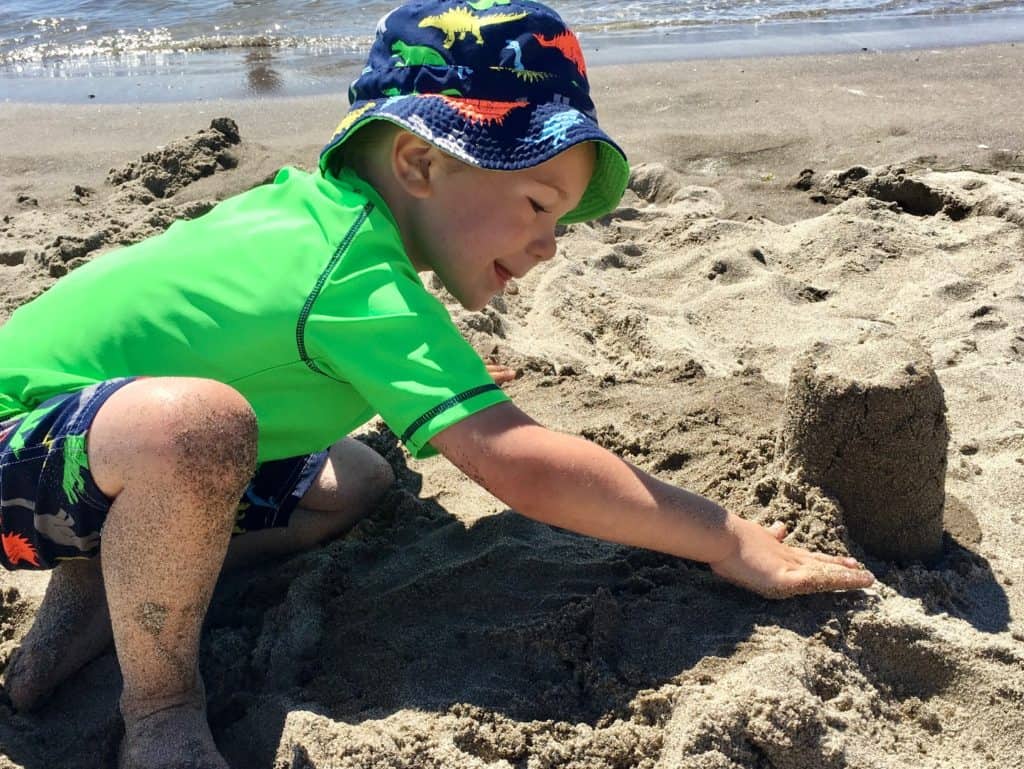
left=573, top=0, right=1024, bottom=34
left=1, top=31, right=371, bottom=65
left=3, top=0, right=1023, bottom=67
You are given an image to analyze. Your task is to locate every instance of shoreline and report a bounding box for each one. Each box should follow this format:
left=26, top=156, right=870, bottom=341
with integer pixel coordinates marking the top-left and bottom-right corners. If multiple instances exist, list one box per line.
left=586, top=8, right=1024, bottom=65
left=3, top=42, right=1021, bottom=220
left=2, top=8, right=1023, bottom=105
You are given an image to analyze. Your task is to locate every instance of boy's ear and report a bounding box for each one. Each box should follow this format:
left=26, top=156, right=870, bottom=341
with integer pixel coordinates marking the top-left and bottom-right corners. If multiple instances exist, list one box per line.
left=390, top=132, right=443, bottom=199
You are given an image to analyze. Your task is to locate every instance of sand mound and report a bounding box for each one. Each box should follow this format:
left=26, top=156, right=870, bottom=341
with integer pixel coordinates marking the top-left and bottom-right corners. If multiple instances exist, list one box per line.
left=797, top=164, right=1024, bottom=226
left=107, top=117, right=241, bottom=201
left=0, top=118, right=237, bottom=310
left=2, top=119, right=1023, bottom=769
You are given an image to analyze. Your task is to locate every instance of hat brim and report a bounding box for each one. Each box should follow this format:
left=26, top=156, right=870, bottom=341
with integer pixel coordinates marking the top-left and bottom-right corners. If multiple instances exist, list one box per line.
left=319, top=94, right=628, bottom=225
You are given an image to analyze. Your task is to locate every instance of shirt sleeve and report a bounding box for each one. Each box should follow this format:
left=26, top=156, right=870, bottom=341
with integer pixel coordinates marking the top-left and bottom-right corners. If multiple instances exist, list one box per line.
left=302, top=231, right=509, bottom=459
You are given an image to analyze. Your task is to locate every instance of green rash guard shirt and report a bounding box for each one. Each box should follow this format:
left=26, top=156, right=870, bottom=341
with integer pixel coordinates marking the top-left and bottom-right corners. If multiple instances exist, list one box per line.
left=0, top=166, right=509, bottom=461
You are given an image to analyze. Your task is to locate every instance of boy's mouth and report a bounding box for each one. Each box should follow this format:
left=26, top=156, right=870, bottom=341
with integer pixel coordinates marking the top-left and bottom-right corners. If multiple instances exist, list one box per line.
left=494, top=262, right=513, bottom=286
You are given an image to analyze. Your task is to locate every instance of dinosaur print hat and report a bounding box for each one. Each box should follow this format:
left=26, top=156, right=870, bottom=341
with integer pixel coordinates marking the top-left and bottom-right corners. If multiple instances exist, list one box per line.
left=319, top=0, right=629, bottom=224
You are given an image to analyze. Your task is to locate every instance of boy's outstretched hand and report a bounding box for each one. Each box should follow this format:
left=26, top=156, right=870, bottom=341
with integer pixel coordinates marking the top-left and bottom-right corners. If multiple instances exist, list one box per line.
left=708, top=517, right=875, bottom=599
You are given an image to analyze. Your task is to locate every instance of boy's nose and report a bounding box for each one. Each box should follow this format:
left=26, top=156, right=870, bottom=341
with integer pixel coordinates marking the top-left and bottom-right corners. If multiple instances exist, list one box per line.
left=529, top=229, right=557, bottom=263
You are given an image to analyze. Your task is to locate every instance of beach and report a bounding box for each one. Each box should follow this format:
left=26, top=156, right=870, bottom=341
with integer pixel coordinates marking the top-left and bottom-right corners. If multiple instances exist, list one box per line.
left=2, top=41, right=1024, bottom=768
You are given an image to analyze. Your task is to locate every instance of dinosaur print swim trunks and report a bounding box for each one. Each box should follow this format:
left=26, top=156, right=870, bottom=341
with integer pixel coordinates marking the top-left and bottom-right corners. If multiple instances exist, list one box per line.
left=0, top=378, right=328, bottom=570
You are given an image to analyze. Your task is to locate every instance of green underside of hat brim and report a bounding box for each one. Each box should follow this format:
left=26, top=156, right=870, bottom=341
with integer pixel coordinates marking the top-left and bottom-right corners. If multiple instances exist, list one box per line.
left=320, top=114, right=629, bottom=225
left=559, top=140, right=629, bottom=225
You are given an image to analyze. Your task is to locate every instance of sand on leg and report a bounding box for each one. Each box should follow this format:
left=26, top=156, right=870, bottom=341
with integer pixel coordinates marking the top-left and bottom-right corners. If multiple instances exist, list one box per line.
left=87, top=377, right=257, bottom=769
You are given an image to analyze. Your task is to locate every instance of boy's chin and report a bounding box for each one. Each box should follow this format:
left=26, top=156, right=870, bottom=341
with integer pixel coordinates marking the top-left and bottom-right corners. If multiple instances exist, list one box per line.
left=435, top=277, right=491, bottom=312
left=452, top=289, right=492, bottom=312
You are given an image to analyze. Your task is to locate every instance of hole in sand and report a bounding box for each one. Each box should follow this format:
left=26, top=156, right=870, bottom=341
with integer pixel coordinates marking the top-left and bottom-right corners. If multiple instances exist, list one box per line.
left=851, top=621, right=959, bottom=701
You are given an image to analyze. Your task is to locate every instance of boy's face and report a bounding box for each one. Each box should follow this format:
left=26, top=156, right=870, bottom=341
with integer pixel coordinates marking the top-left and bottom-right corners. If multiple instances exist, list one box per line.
left=405, top=141, right=596, bottom=312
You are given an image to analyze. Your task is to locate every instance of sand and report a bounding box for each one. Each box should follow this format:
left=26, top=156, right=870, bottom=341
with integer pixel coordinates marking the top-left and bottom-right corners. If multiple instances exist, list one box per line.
left=2, top=43, right=1024, bottom=768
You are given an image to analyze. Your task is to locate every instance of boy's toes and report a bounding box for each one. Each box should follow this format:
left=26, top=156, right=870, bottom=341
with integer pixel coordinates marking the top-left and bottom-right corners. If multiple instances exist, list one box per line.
left=3, top=646, right=49, bottom=712
left=3, top=614, right=113, bottom=712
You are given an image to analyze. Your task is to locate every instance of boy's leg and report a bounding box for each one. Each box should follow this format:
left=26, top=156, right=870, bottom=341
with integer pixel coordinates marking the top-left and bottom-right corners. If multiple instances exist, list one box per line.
left=87, top=377, right=257, bottom=768
left=4, top=435, right=393, bottom=712
left=221, top=437, right=394, bottom=571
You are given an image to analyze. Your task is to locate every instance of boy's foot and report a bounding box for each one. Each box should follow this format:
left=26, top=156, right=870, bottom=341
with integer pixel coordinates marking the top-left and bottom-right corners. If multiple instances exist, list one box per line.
left=119, top=699, right=229, bottom=769
left=3, top=558, right=113, bottom=711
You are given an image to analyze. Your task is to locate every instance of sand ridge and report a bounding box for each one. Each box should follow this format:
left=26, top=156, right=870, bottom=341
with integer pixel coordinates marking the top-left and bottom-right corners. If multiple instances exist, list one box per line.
left=2, top=46, right=1024, bottom=768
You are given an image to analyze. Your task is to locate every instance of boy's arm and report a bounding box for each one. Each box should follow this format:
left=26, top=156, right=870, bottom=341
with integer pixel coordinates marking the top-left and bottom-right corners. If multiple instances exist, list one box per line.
left=431, top=402, right=874, bottom=599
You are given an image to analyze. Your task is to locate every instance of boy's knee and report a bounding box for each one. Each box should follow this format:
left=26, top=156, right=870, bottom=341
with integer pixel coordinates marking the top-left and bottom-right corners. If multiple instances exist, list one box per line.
left=364, top=447, right=395, bottom=504
left=90, top=378, right=258, bottom=499
left=286, top=440, right=393, bottom=549
left=300, top=438, right=394, bottom=514
left=143, top=380, right=257, bottom=479
left=331, top=438, right=394, bottom=508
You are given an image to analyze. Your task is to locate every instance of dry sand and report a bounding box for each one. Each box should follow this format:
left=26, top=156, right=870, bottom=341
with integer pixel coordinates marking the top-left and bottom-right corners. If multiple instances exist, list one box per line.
left=2, top=43, right=1024, bottom=768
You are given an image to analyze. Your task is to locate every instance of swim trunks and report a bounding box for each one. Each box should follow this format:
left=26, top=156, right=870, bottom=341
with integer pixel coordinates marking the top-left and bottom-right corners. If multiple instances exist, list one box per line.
left=0, top=378, right=328, bottom=571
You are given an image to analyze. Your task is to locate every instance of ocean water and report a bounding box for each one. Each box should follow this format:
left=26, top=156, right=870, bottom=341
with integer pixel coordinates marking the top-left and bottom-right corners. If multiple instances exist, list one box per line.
left=2, top=0, right=1024, bottom=102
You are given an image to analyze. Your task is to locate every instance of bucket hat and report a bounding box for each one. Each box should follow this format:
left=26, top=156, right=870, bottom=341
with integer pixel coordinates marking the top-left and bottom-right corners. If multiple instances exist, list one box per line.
left=319, top=0, right=628, bottom=224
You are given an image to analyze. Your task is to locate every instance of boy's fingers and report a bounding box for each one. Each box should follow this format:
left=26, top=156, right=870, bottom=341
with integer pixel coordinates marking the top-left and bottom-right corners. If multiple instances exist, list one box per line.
left=807, top=550, right=864, bottom=570
left=768, top=521, right=787, bottom=541
left=792, top=562, right=875, bottom=595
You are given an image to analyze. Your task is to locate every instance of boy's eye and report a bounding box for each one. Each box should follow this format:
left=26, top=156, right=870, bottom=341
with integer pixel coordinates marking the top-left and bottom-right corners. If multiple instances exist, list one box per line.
left=529, top=198, right=550, bottom=214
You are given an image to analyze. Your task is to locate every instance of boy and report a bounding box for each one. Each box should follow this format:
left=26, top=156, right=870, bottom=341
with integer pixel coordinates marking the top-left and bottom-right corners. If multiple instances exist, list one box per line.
left=0, top=2, right=873, bottom=767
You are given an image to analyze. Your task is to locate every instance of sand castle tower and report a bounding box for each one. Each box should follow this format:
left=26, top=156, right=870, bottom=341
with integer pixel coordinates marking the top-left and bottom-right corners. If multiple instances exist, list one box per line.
left=776, top=336, right=949, bottom=563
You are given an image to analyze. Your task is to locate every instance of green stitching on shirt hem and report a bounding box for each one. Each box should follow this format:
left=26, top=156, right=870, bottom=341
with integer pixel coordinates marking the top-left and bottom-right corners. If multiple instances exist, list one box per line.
left=296, top=202, right=374, bottom=376
left=400, top=384, right=502, bottom=445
